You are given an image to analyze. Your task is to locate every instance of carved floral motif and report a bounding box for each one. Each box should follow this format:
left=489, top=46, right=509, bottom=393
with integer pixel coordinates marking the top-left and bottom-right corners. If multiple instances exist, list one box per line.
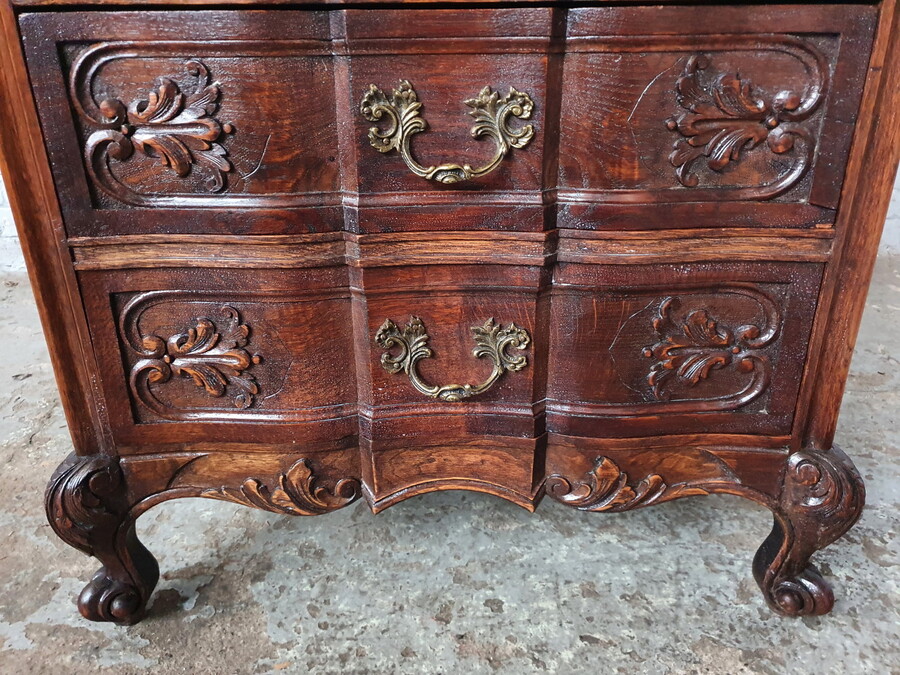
left=131, top=306, right=261, bottom=410
left=201, top=459, right=360, bottom=515
left=545, top=456, right=712, bottom=512
left=666, top=54, right=816, bottom=189
left=85, top=60, right=234, bottom=193
left=643, top=296, right=777, bottom=401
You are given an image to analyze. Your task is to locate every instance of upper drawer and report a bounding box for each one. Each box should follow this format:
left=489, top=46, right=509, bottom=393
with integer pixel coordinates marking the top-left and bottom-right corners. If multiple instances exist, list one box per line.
left=20, top=6, right=877, bottom=238
left=557, top=4, right=876, bottom=230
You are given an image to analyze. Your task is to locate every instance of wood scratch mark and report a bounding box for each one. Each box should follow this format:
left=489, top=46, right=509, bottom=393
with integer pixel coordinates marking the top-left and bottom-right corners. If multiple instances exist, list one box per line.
left=628, top=59, right=681, bottom=177
left=240, top=134, right=272, bottom=180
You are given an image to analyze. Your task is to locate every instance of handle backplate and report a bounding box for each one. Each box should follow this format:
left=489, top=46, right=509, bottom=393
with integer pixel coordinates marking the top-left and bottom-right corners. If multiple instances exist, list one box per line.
left=360, top=80, right=535, bottom=184
left=375, top=316, right=530, bottom=401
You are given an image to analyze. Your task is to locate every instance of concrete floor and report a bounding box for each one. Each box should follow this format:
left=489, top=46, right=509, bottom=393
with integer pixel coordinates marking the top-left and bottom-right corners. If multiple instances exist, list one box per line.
left=0, top=259, right=898, bottom=675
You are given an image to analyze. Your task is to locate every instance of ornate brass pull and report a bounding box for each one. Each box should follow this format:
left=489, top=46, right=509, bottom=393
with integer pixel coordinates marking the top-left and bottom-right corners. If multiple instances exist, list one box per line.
left=360, top=80, right=535, bottom=184
left=375, top=317, right=530, bottom=402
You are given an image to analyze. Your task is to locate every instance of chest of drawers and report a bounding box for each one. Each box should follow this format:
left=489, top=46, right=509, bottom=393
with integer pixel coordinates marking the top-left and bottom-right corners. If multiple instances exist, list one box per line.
left=1, top=0, right=897, bottom=625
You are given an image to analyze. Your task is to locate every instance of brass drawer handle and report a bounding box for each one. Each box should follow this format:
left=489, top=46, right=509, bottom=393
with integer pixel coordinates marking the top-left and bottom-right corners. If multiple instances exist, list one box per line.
left=375, top=317, right=530, bottom=401
left=360, top=80, right=535, bottom=184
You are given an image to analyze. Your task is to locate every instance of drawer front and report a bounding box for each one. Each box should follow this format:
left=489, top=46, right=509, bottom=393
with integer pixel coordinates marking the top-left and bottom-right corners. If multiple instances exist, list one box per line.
left=359, top=264, right=545, bottom=424
left=79, top=268, right=357, bottom=450
left=558, top=5, right=876, bottom=230
left=22, top=6, right=875, bottom=238
left=342, top=8, right=553, bottom=220
left=547, top=261, right=823, bottom=437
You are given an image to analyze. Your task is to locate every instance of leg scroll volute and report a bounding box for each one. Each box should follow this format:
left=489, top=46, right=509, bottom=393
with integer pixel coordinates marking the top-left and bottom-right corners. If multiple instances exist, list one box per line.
left=754, top=445, right=865, bottom=617
left=44, top=453, right=159, bottom=625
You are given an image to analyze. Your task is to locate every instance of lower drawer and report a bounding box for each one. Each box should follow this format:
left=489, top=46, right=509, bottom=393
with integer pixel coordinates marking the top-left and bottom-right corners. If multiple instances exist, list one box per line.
left=547, top=261, right=823, bottom=437
left=79, top=258, right=821, bottom=452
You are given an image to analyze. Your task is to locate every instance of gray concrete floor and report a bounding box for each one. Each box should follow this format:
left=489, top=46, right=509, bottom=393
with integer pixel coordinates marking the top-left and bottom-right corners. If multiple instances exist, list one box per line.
left=0, top=259, right=898, bottom=675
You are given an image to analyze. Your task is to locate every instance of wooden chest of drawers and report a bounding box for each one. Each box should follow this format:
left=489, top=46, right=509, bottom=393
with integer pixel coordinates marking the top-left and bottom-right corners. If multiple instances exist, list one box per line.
left=1, top=0, right=897, bottom=624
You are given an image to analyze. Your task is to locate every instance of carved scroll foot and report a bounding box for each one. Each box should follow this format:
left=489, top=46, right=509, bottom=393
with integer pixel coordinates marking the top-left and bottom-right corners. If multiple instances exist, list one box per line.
left=45, top=453, right=159, bottom=625
left=753, top=446, right=865, bottom=616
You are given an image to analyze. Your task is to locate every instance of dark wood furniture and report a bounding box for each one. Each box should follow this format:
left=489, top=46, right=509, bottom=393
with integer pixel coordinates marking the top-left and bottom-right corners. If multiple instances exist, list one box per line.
left=1, top=0, right=897, bottom=625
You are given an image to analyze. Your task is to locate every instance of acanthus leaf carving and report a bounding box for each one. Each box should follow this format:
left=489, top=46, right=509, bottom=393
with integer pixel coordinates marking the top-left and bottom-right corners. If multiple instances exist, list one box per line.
left=45, top=453, right=125, bottom=557
left=783, top=449, right=865, bottom=538
left=666, top=54, right=817, bottom=192
left=130, top=305, right=262, bottom=411
left=545, top=456, right=713, bottom=512
left=642, top=294, right=778, bottom=403
left=201, top=459, right=361, bottom=516
left=85, top=59, right=234, bottom=195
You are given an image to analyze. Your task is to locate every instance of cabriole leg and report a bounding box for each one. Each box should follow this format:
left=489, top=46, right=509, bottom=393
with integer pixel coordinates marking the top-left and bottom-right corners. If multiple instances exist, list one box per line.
left=44, top=453, right=159, bottom=625
left=753, top=446, right=865, bottom=616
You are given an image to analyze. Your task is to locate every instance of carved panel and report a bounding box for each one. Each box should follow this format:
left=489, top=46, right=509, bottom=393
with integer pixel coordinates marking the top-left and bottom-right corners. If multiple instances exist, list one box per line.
left=108, top=285, right=356, bottom=427
left=10, top=14, right=349, bottom=239
left=547, top=262, right=822, bottom=437
left=49, top=35, right=340, bottom=215
left=558, top=31, right=839, bottom=203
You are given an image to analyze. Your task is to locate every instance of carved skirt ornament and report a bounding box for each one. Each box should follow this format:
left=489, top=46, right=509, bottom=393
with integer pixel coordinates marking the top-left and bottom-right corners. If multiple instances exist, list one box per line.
left=546, top=456, right=715, bottom=512
left=202, top=459, right=361, bottom=516
left=81, top=59, right=235, bottom=199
